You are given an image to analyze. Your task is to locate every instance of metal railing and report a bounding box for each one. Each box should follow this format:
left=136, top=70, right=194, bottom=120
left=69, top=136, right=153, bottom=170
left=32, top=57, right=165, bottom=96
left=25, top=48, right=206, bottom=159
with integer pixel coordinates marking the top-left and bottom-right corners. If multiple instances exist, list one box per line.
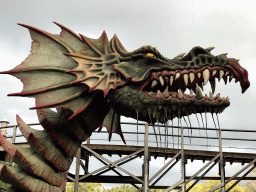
left=1, top=122, right=256, bottom=153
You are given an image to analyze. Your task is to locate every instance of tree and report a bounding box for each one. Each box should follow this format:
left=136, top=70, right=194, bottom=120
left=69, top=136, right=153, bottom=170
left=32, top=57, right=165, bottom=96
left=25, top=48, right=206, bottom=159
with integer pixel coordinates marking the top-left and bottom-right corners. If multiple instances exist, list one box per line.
left=66, top=182, right=103, bottom=192
left=186, top=175, right=246, bottom=192
left=242, top=167, right=256, bottom=192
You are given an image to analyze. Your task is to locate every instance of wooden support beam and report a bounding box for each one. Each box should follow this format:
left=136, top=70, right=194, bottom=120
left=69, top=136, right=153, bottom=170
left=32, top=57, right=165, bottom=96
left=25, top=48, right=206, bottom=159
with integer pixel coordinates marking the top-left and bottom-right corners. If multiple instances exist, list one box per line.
left=80, top=145, right=144, bottom=183
left=151, top=159, right=179, bottom=186
left=143, top=124, right=149, bottom=192
left=207, top=158, right=256, bottom=192
left=226, top=165, right=255, bottom=192
left=80, top=160, right=89, bottom=174
left=186, top=160, right=219, bottom=192
left=149, top=151, right=181, bottom=183
left=74, top=148, right=81, bottom=192
left=11, top=126, right=17, bottom=144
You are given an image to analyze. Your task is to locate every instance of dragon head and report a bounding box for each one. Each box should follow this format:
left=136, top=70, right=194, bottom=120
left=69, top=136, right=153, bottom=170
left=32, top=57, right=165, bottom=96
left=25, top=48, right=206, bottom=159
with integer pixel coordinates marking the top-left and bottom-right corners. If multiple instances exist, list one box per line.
left=2, top=22, right=250, bottom=142
left=106, top=44, right=250, bottom=124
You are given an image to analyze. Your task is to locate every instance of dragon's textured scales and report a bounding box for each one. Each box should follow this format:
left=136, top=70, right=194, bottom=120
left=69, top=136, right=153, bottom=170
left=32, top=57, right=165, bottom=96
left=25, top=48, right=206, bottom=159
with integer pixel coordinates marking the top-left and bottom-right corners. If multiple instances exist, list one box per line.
left=0, top=22, right=250, bottom=191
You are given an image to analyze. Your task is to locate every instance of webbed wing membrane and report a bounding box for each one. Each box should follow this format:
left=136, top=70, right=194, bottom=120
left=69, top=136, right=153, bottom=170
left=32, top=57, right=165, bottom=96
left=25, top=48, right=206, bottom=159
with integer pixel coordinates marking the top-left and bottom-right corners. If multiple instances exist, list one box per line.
left=1, top=22, right=127, bottom=142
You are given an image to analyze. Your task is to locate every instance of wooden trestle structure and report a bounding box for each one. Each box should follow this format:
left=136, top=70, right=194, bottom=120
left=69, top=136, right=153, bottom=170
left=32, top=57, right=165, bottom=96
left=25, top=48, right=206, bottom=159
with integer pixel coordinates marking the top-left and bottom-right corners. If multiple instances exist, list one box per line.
left=1, top=123, right=256, bottom=191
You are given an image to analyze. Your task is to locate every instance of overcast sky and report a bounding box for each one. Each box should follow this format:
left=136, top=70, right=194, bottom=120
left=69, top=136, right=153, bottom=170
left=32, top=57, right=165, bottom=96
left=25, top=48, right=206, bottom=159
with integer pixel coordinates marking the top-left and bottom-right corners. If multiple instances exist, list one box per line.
left=1, top=0, right=256, bottom=189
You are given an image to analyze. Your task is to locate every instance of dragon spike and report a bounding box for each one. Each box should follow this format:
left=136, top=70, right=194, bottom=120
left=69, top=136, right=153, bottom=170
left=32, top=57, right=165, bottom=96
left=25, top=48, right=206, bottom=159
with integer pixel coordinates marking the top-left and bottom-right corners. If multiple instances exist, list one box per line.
left=206, top=46, right=215, bottom=52
left=173, top=53, right=186, bottom=60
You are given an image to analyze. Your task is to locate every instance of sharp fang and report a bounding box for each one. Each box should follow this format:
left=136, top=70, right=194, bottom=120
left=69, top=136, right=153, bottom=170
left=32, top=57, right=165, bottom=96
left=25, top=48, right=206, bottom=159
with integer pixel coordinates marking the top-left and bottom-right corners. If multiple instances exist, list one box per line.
left=209, top=78, right=216, bottom=94
left=219, top=70, right=224, bottom=80
left=165, top=76, right=169, bottom=83
left=175, top=72, right=180, bottom=80
left=189, top=73, right=195, bottom=83
left=212, top=70, right=217, bottom=76
left=196, top=83, right=203, bottom=100
left=197, top=72, right=201, bottom=78
left=163, top=86, right=169, bottom=98
left=217, top=94, right=222, bottom=101
left=170, top=76, right=174, bottom=86
left=178, top=89, right=183, bottom=99
left=159, top=75, right=164, bottom=86
left=172, top=92, right=176, bottom=98
left=148, top=91, right=153, bottom=97
left=157, top=90, right=161, bottom=95
left=203, top=69, right=210, bottom=85
left=229, top=75, right=233, bottom=82
left=152, top=80, right=158, bottom=88
left=225, top=71, right=229, bottom=76
left=189, top=89, right=193, bottom=97
left=209, top=91, right=214, bottom=101
left=184, top=74, right=189, bottom=86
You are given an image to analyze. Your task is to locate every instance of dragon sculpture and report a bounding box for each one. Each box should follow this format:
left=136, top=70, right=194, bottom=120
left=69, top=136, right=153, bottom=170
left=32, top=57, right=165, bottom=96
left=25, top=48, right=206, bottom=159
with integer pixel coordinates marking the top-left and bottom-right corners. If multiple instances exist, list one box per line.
left=0, top=22, right=250, bottom=191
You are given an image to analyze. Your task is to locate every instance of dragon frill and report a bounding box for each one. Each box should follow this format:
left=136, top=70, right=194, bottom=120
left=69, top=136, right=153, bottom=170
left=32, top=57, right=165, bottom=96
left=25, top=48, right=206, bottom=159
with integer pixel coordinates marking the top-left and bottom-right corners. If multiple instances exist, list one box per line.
left=0, top=22, right=250, bottom=191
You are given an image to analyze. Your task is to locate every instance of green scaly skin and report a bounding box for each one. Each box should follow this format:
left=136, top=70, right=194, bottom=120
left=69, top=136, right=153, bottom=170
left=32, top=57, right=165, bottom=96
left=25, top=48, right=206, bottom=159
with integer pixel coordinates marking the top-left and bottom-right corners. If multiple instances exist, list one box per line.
left=0, top=22, right=250, bottom=191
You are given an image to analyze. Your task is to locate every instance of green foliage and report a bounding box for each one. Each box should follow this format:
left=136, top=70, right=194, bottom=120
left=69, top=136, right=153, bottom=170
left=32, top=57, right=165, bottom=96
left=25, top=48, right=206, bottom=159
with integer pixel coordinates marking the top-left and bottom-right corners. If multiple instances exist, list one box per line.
left=66, top=182, right=103, bottom=192
left=243, top=168, right=256, bottom=192
left=66, top=177, right=248, bottom=192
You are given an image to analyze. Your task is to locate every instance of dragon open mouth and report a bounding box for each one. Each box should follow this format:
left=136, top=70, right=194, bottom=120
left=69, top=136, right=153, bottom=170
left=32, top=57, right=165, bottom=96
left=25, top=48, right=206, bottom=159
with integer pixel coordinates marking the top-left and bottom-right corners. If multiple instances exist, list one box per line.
left=140, top=66, right=232, bottom=103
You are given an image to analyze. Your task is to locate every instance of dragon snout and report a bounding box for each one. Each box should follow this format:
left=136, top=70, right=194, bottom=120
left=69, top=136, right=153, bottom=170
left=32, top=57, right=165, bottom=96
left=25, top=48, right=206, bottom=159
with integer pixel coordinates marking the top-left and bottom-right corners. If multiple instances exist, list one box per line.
left=226, top=58, right=250, bottom=93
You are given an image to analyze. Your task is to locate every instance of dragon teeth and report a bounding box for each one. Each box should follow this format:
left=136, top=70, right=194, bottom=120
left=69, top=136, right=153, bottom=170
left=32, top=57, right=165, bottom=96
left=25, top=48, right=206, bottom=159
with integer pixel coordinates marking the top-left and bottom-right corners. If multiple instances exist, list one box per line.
left=159, top=75, right=164, bottom=86
left=163, top=86, right=169, bottom=98
left=197, top=72, right=201, bottom=78
left=229, top=75, right=233, bottom=82
left=157, top=90, right=161, bottom=95
left=178, top=89, right=183, bottom=99
left=189, top=73, right=195, bottom=83
left=212, top=70, right=217, bottom=76
left=151, top=80, right=158, bottom=88
left=183, top=74, right=189, bottom=86
left=172, top=92, right=176, bottom=98
left=209, top=78, right=216, bottom=94
left=148, top=91, right=153, bottom=97
left=219, top=70, right=224, bottom=80
left=175, top=72, right=180, bottom=80
left=225, top=71, right=229, bottom=76
left=217, top=94, right=222, bottom=101
left=203, top=69, right=210, bottom=85
left=170, top=75, right=174, bottom=86
left=196, top=83, right=203, bottom=100
left=189, top=89, right=193, bottom=97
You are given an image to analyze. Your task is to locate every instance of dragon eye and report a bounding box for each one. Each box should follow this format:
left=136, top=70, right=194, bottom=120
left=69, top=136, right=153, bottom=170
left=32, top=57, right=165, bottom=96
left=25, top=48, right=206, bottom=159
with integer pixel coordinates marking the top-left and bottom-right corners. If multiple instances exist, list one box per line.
left=146, top=53, right=156, bottom=58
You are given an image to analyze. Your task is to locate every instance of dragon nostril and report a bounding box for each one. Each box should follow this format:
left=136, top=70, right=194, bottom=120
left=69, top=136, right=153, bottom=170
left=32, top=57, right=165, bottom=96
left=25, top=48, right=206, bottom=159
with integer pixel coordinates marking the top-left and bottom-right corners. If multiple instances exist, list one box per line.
left=207, top=58, right=212, bottom=64
left=195, top=59, right=200, bottom=65
left=190, top=61, right=194, bottom=67
left=200, top=56, right=206, bottom=64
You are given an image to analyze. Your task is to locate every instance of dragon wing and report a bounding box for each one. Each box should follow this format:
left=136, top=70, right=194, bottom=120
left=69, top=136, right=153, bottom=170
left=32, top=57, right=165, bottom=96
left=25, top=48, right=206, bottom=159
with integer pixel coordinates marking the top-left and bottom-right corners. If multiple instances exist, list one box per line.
left=1, top=22, right=126, bottom=142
